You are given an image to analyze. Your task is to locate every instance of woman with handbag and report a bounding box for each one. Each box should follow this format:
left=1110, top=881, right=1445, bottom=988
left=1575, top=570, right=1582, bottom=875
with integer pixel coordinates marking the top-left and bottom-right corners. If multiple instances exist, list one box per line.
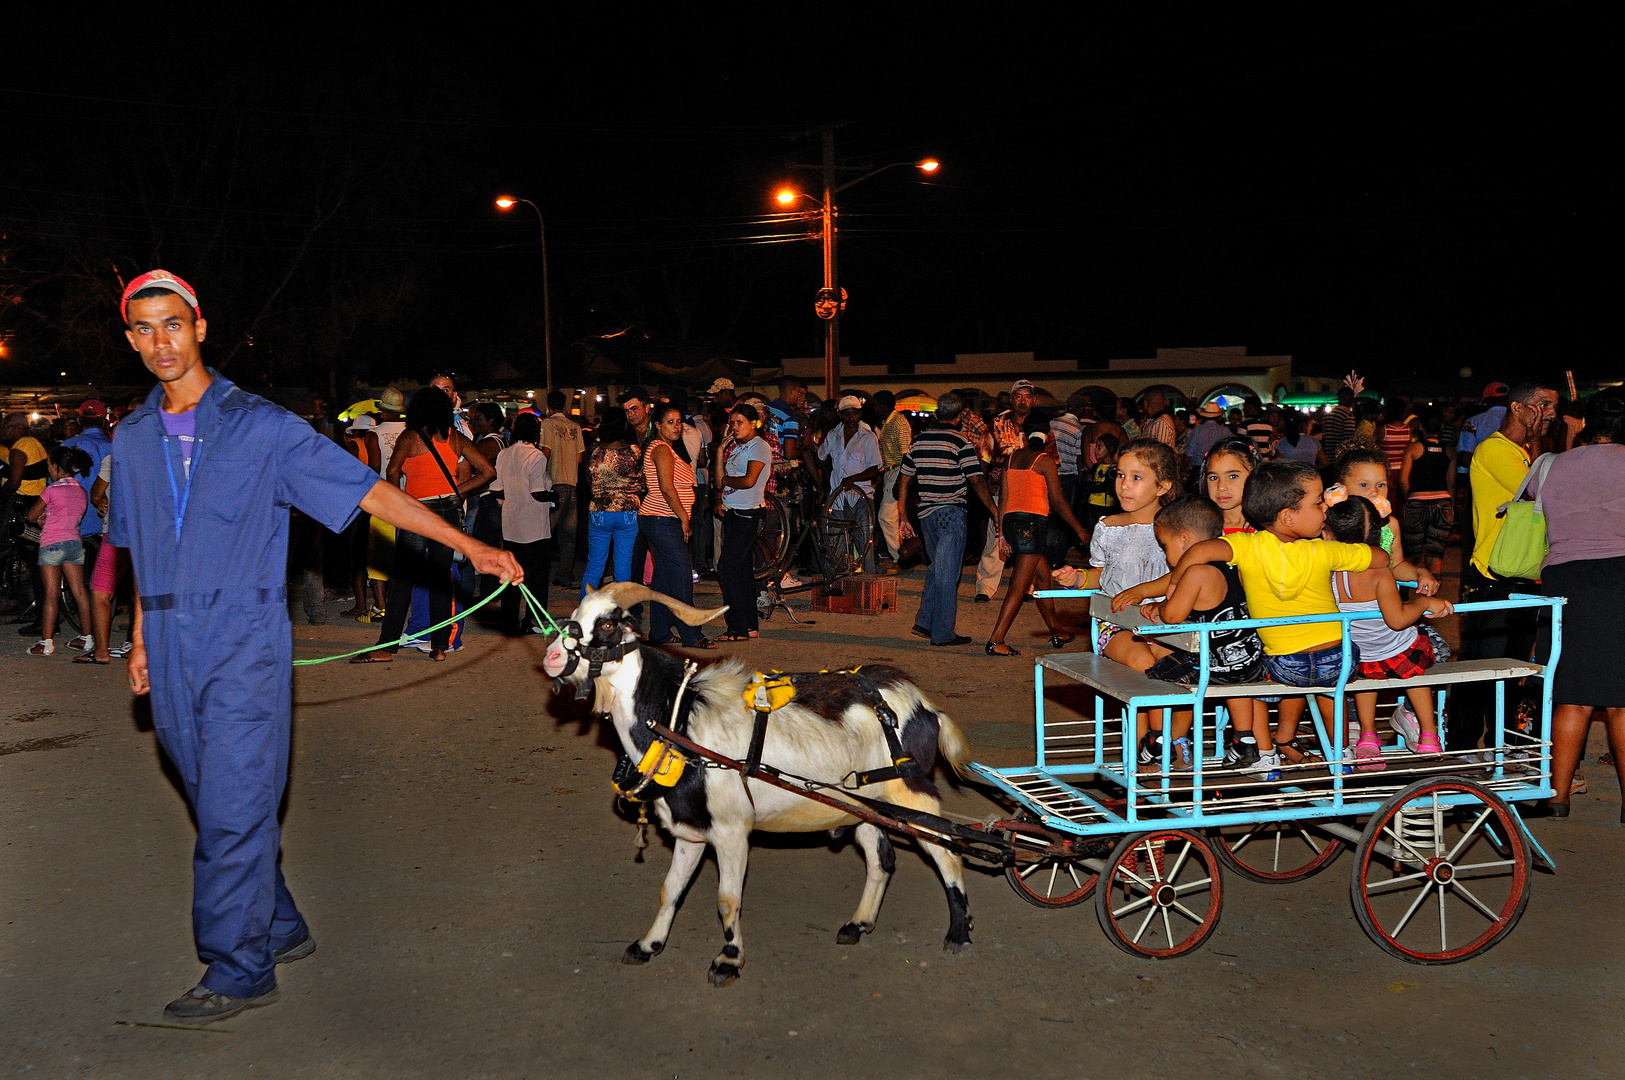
left=1532, top=393, right=1625, bottom=818
left=351, top=386, right=494, bottom=663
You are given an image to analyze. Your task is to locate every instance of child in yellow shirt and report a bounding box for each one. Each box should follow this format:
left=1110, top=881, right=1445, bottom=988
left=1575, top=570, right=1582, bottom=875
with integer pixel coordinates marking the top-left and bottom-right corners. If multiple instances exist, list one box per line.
left=1162, top=460, right=1387, bottom=764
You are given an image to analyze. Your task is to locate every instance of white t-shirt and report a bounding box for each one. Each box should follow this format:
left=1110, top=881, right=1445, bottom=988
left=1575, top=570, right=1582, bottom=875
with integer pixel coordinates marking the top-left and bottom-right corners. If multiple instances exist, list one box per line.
left=491, top=442, right=553, bottom=544
left=373, top=421, right=406, bottom=480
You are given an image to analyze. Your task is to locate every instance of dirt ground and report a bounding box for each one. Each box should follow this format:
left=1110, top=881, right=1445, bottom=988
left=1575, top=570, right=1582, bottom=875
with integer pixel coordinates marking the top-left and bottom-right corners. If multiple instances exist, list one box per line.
left=3, top=555, right=1620, bottom=1079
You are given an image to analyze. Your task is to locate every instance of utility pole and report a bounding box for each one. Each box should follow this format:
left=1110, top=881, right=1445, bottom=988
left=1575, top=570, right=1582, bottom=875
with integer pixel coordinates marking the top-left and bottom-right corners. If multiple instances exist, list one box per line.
left=821, top=126, right=840, bottom=401
left=781, top=128, right=935, bottom=401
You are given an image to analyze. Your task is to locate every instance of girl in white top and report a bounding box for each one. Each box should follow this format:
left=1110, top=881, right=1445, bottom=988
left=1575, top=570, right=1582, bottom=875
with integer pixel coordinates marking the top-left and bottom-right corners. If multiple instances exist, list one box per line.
left=1070, top=439, right=1182, bottom=672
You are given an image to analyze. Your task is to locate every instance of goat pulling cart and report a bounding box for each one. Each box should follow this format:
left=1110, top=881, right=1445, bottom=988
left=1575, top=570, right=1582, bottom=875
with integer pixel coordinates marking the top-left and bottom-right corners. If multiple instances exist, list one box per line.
left=641, top=590, right=1562, bottom=966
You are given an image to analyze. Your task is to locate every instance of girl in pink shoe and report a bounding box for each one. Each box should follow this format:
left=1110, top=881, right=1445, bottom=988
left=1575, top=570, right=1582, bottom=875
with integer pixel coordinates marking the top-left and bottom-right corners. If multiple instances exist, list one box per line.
left=1323, top=496, right=1453, bottom=768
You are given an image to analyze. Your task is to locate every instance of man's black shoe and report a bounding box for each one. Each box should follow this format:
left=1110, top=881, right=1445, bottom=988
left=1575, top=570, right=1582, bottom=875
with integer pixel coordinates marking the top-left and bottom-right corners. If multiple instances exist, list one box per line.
left=931, top=635, right=973, bottom=647
left=910, top=625, right=930, bottom=639
left=973, top=594, right=991, bottom=604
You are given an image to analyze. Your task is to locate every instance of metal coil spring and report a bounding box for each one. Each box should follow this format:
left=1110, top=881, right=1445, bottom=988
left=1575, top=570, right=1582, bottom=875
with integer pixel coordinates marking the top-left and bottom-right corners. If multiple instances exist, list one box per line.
left=1394, top=802, right=1443, bottom=861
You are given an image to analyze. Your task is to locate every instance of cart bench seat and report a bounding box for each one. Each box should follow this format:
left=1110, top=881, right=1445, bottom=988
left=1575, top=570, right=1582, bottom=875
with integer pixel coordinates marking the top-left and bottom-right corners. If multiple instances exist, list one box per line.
left=1038, top=651, right=1542, bottom=703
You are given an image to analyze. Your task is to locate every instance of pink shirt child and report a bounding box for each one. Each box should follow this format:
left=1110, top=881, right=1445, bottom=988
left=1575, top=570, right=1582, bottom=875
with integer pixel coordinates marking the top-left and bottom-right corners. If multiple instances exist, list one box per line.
left=39, top=477, right=88, bottom=548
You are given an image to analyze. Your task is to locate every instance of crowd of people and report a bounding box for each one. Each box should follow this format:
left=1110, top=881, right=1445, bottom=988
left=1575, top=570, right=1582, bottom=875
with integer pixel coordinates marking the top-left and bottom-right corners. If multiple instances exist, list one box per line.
left=6, top=363, right=1621, bottom=817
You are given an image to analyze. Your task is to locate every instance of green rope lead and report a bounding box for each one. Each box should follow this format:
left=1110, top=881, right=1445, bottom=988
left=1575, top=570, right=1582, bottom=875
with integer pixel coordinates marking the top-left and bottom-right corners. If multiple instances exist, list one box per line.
left=518, top=582, right=564, bottom=636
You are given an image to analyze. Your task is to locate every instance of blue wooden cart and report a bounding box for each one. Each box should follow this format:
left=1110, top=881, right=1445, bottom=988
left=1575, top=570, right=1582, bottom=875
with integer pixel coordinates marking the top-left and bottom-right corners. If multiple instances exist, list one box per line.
left=966, top=590, right=1563, bottom=963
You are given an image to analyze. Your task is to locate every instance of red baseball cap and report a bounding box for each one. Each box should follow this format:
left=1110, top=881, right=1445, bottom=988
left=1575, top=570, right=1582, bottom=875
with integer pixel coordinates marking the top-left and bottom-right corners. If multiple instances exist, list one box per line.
left=121, top=269, right=201, bottom=323
left=77, top=399, right=108, bottom=419
left=1482, top=381, right=1509, bottom=400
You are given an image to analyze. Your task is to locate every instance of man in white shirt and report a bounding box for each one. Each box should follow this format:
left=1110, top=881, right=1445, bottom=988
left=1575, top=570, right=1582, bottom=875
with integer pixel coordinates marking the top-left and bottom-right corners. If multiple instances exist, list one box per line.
left=816, top=395, right=883, bottom=574
left=537, top=390, right=584, bottom=587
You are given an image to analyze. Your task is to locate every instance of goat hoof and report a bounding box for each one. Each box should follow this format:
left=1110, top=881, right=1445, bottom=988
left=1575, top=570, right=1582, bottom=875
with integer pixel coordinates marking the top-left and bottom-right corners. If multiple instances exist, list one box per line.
left=835, top=923, right=866, bottom=945
left=623, top=943, right=656, bottom=965
left=709, top=961, right=740, bottom=987
left=942, top=936, right=972, bottom=955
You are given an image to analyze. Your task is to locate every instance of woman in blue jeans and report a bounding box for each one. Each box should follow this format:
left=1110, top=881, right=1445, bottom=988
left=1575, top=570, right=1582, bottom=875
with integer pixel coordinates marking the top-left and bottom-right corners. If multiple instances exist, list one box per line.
left=580, top=408, right=642, bottom=598
left=638, top=404, right=713, bottom=648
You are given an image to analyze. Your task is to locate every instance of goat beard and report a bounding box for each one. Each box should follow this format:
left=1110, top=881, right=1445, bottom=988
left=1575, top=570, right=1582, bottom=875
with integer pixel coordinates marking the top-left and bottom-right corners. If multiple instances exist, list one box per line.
left=586, top=580, right=728, bottom=627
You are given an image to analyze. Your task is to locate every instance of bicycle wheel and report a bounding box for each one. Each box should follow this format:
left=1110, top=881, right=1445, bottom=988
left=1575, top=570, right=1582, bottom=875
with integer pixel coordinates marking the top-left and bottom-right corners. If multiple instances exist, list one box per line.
left=752, top=493, right=791, bottom=584
left=821, top=491, right=874, bottom=581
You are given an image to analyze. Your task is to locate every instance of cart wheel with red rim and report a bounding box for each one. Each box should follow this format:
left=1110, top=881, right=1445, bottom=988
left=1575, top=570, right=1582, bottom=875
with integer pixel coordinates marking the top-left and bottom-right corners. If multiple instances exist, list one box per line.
left=1095, top=830, right=1223, bottom=959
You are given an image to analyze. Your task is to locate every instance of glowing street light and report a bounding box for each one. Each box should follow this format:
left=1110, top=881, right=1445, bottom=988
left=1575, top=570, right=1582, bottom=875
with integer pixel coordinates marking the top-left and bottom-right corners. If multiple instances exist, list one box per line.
left=496, top=195, right=554, bottom=394
left=775, top=135, right=941, bottom=398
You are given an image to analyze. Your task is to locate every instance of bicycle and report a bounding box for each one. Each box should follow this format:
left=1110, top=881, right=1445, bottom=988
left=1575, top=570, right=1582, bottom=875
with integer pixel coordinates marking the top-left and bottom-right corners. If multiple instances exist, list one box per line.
left=752, top=485, right=875, bottom=621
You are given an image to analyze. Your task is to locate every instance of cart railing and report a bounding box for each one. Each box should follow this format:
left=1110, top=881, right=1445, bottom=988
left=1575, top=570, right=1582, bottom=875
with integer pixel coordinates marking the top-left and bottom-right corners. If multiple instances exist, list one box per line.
left=978, top=589, right=1563, bottom=844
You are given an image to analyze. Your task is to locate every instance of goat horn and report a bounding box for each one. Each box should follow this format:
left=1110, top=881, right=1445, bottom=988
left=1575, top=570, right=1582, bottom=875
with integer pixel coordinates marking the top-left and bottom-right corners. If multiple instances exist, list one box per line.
left=596, top=581, right=728, bottom=627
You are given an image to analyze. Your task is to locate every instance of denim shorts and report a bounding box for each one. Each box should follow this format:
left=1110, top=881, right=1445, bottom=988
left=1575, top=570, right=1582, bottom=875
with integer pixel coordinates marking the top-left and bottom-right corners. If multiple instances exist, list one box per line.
left=39, top=539, right=85, bottom=567
left=1002, top=511, right=1047, bottom=557
left=1263, top=642, right=1360, bottom=689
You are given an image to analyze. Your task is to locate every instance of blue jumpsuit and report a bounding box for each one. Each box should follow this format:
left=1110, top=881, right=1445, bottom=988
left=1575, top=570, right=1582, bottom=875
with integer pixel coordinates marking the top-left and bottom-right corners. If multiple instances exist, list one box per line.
left=109, top=373, right=379, bottom=998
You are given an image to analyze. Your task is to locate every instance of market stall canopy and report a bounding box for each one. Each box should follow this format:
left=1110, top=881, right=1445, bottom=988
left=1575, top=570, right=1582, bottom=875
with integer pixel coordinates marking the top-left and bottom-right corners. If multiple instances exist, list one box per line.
left=340, top=398, right=379, bottom=421
left=895, top=393, right=938, bottom=413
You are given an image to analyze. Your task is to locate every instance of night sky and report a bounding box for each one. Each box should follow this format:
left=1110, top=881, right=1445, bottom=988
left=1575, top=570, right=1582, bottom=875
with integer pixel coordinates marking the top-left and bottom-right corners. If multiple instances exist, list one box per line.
left=0, top=7, right=1609, bottom=394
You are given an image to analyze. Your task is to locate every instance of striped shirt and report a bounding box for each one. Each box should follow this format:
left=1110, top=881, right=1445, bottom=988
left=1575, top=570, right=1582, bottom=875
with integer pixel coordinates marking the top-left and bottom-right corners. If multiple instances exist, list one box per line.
left=1143, top=412, right=1178, bottom=449
left=1322, top=405, right=1355, bottom=458
left=640, top=441, right=696, bottom=517
left=900, top=426, right=982, bottom=517
left=1048, top=411, right=1083, bottom=475
left=878, top=410, right=913, bottom=470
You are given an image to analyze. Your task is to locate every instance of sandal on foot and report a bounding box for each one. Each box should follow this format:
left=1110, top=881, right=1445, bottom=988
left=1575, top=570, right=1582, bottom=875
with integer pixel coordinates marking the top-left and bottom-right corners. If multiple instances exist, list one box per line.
left=1415, top=733, right=1444, bottom=757
left=985, top=641, right=1020, bottom=657
left=716, top=632, right=755, bottom=643
left=28, top=639, right=54, bottom=656
left=1355, top=732, right=1387, bottom=772
left=66, top=635, right=93, bottom=651
left=73, top=653, right=110, bottom=665
left=1048, top=633, right=1076, bottom=647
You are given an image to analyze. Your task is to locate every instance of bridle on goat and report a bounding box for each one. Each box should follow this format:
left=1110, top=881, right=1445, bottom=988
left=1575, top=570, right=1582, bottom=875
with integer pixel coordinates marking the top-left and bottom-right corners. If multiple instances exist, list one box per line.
left=550, top=618, right=638, bottom=700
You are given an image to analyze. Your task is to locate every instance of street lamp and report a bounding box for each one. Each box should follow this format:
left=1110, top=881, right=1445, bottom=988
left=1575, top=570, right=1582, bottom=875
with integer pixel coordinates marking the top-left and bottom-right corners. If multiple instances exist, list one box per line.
left=496, top=195, right=553, bottom=395
left=776, top=136, right=940, bottom=399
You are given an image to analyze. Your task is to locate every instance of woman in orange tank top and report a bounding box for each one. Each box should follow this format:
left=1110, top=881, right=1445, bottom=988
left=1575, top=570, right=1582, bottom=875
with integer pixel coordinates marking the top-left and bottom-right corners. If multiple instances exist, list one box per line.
left=987, top=419, right=1090, bottom=656
left=352, top=386, right=495, bottom=663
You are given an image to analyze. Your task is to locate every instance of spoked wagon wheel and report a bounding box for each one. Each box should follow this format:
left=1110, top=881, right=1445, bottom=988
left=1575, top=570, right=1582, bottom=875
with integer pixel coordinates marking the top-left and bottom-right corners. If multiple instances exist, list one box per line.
left=1095, top=830, right=1223, bottom=959
left=1212, top=820, right=1344, bottom=884
left=1350, top=777, right=1532, bottom=965
left=1004, top=824, right=1098, bottom=908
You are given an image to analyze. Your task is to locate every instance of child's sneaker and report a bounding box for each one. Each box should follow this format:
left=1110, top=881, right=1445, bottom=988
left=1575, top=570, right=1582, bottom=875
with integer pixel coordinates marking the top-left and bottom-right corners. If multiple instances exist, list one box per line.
left=1390, top=698, right=1422, bottom=749
left=1225, top=736, right=1260, bottom=770
left=1241, top=751, right=1283, bottom=782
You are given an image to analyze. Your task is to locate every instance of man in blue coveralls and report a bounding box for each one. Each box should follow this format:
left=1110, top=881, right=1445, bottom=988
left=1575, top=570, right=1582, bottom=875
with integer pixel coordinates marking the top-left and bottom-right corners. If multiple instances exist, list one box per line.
left=109, top=270, right=523, bottom=1024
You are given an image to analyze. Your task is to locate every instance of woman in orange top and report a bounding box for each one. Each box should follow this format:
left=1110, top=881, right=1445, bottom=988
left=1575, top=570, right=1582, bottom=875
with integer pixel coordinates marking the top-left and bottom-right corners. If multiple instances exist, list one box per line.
left=987, top=417, right=1089, bottom=656
left=353, top=387, right=494, bottom=662
left=639, top=403, right=713, bottom=649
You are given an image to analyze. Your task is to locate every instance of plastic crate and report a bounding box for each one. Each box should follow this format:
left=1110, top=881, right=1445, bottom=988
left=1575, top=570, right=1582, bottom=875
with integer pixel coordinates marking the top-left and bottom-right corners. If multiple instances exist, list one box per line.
left=811, top=576, right=897, bottom=615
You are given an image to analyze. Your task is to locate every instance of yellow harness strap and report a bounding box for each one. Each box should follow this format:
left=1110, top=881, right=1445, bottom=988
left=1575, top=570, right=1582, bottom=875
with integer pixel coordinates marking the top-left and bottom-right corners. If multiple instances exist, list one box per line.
left=742, top=671, right=796, bottom=777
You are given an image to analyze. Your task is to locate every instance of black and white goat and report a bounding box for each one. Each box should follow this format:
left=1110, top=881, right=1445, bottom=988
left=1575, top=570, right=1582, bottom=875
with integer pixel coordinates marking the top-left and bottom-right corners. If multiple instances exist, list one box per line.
left=542, top=581, right=973, bottom=986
